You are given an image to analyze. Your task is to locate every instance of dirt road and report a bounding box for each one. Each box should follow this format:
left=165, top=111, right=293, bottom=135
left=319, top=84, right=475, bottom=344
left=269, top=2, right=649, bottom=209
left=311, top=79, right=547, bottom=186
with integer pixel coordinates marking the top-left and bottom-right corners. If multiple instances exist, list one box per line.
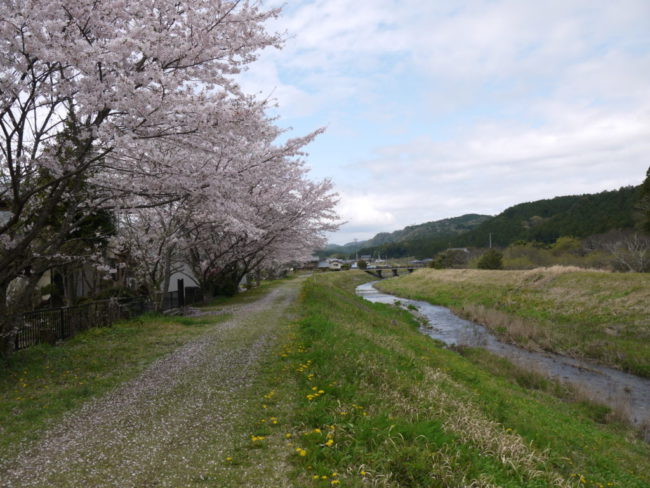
left=1, top=280, right=300, bottom=487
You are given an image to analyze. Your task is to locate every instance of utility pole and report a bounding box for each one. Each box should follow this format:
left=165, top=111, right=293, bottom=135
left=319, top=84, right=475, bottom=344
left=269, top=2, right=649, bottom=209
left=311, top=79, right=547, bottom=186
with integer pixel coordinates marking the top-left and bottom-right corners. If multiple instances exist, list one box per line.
left=489, top=233, right=492, bottom=249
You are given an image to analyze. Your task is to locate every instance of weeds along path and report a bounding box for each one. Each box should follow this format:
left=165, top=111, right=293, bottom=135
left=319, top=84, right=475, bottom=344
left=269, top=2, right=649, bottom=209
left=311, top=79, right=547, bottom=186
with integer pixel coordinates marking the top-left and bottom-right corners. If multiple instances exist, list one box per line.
left=1, top=280, right=301, bottom=488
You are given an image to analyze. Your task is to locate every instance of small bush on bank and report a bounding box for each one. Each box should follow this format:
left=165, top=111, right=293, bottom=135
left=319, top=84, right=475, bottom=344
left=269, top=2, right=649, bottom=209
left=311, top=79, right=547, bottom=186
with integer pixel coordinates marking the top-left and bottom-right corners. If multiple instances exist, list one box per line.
left=477, top=249, right=504, bottom=269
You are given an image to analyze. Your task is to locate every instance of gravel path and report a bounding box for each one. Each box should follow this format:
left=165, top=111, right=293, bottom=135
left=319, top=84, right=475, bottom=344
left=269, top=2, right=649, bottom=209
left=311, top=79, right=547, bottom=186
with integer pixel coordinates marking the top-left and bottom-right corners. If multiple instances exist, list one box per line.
left=1, top=281, right=300, bottom=487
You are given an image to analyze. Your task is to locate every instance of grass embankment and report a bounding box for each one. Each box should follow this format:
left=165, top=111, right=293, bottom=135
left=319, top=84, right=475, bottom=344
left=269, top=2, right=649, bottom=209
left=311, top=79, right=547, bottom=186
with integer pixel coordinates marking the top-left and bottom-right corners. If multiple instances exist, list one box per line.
left=244, top=271, right=649, bottom=487
left=376, top=268, right=650, bottom=378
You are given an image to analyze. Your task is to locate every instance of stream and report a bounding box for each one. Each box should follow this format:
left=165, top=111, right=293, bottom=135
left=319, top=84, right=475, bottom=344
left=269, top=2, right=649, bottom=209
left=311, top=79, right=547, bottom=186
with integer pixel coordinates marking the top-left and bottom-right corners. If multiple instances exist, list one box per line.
left=356, top=281, right=650, bottom=435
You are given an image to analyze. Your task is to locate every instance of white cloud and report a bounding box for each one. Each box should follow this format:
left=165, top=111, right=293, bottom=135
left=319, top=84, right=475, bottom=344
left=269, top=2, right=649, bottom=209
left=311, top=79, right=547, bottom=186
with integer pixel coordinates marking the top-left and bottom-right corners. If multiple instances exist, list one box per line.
left=359, top=103, right=650, bottom=217
left=336, top=192, right=396, bottom=227
left=248, top=0, right=650, bottom=244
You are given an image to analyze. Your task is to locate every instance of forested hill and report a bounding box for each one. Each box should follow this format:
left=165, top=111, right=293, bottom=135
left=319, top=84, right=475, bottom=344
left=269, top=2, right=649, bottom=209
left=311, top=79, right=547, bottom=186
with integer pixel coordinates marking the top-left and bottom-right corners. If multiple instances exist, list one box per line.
left=454, top=186, right=641, bottom=248
left=325, top=185, right=641, bottom=259
left=362, top=213, right=491, bottom=247
left=322, top=214, right=490, bottom=256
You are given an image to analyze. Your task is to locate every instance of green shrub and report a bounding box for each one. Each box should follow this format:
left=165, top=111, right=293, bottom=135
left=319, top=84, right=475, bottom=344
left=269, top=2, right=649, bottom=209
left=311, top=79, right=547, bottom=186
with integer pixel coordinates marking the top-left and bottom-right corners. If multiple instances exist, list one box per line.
left=477, top=249, right=504, bottom=269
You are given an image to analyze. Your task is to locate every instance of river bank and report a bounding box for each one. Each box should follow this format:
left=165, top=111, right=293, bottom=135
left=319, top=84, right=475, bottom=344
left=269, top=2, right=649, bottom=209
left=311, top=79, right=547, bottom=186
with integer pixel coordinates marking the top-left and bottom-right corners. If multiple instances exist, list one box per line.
left=282, top=271, right=650, bottom=487
left=357, top=281, right=650, bottom=434
left=375, top=267, right=650, bottom=379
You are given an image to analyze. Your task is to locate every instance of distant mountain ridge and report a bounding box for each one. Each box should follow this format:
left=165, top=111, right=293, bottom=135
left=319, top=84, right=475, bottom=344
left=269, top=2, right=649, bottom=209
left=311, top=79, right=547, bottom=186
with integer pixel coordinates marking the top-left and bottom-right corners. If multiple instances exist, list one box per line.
left=323, top=185, right=641, bottom=259
left=453, top=186, right=640, bottom=248
left=360, top=214, right=492, bottom=248
left=323, top=214, right=491, bottom=255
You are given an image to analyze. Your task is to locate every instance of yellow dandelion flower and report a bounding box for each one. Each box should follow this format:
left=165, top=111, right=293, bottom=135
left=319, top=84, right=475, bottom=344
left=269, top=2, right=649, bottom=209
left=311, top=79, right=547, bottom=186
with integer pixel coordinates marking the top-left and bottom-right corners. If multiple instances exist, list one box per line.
left=331, top=481, right=340, bottom=486
left=325, top=439, right=334, bottom=447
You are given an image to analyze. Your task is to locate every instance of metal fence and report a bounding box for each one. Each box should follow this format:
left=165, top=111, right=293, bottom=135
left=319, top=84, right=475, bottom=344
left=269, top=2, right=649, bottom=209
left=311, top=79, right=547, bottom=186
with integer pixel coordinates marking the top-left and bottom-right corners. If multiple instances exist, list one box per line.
left=13, top=286, right=203, bottom=351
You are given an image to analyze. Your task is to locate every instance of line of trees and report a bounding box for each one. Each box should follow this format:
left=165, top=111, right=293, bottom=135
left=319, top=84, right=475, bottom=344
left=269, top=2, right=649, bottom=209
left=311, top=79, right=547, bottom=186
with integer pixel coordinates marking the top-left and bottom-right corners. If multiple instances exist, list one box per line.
left=0, top=0, right=338, bottom=355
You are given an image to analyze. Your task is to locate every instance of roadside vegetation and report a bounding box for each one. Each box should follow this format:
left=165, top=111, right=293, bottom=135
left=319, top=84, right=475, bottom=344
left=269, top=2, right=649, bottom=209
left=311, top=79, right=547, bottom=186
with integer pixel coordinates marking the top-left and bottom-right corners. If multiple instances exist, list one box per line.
left=376, top=268, right=650, bottom=378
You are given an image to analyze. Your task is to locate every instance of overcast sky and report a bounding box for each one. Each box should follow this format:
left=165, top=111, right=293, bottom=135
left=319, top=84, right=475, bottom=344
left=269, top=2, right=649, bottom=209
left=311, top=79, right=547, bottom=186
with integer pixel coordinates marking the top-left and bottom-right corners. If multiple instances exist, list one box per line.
left=241, top=0, right=650, bottom=245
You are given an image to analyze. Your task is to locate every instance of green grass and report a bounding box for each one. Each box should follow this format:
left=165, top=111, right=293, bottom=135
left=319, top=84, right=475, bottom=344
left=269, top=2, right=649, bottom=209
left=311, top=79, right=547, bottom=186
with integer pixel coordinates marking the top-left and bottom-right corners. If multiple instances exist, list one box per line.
left=0, top=311, right=231, bottom=458
left=265, top=271, right=650, bottom=487
left=376, top=268, right=650, bottom=377
left=4, top=271, right=649, bottom=486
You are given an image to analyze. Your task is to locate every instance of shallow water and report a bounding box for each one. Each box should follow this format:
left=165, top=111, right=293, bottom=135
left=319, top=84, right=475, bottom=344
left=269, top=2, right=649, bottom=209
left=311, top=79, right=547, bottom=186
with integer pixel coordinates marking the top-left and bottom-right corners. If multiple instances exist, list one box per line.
left=356, top=281, right=650, bottom=432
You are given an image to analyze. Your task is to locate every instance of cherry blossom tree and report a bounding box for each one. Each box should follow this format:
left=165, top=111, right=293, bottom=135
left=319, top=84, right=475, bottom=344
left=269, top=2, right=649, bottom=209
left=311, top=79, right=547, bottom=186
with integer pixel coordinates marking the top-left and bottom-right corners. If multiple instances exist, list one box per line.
left=115, top=123, right=338, bottom=301
left=0, top=0, right=306, bottom=354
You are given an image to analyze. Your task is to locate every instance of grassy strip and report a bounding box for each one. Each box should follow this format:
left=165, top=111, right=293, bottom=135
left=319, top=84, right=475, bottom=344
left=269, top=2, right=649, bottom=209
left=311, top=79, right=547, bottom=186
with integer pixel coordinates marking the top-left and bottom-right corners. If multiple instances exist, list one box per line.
left=196, top=311, right=302, bottom=487
left=265, top=271, right=650, bottom=487
left=375, top=268, right=650, bottom=378
left=0, top=311, right=231, bottom=458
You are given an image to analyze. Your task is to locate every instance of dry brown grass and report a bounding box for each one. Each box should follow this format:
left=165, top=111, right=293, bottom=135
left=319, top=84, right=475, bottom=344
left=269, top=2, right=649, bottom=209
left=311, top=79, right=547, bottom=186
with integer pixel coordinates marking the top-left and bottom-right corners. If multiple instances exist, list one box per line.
left=458, top=303, right=555, bottom=350
left=379, top=267, right=650, bottom=377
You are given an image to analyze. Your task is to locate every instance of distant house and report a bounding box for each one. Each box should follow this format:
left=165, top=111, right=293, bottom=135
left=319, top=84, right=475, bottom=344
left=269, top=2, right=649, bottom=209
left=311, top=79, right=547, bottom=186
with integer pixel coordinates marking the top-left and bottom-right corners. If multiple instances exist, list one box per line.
left=317, top=259, right=343, bottom=271
left=359, top=255, right=372, bottom=261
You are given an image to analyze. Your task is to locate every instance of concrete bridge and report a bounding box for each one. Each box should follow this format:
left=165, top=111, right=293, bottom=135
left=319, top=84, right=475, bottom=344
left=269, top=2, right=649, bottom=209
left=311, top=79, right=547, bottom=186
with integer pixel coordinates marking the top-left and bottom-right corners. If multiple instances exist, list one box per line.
left=362, top=265, right=424, bottom=279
